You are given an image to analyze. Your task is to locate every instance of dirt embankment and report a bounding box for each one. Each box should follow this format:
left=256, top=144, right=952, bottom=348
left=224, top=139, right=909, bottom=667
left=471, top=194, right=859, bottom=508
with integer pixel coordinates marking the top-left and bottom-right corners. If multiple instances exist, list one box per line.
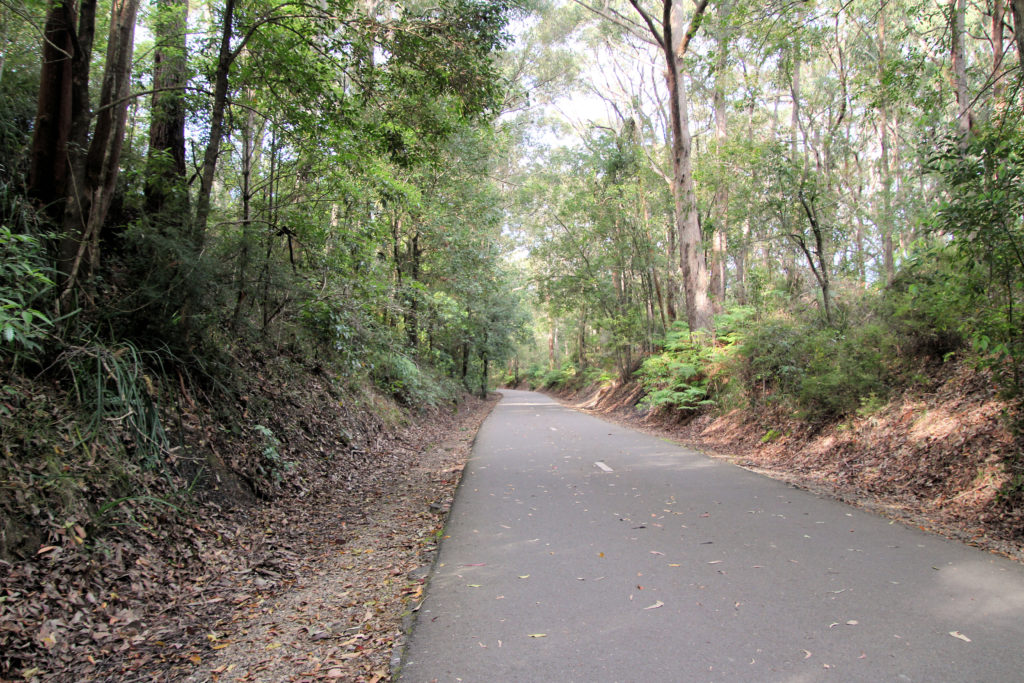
left=1, top=349, right=496, bottom=682
left=553, top=362, right=1024, bottom=561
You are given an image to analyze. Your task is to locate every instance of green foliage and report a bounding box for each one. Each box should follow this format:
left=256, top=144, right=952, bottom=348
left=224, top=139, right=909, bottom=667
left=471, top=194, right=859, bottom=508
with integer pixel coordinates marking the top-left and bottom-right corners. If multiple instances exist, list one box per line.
left=738, top=307, right=900, bottom=422
left=929, top=120, right=1024, bottom=394
left=0, top=220, right=55, bottom=359
left=371, top=351, right=459, bottom=407
left=880, top=245, right=967, bottom=359
left=635, top=322, right=716, bottom=412
left=298, top=294, right=381, bottom=373
left=522, top=123, right=671, bottom=378
left=253, top=424, right=292, bottom=486
left=0, top=19, right=39, bottom=178
left=102, top=216, right=215, bottom=357
left=541, top=363, right=576, bottom=389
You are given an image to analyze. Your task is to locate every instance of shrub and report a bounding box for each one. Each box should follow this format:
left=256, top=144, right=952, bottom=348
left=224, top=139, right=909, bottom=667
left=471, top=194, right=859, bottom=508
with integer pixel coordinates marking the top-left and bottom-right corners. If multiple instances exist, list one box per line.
left=738, top=311, right=899, bottom=423
left=0, top=202, right=56, bottom=361
left=929, top=120, right=1024, bottom=394
left=635, top=322, right=715, bottom=412
left=880, top=244, right=968, bottom=360
left=371, top=351, right=458, bottom=407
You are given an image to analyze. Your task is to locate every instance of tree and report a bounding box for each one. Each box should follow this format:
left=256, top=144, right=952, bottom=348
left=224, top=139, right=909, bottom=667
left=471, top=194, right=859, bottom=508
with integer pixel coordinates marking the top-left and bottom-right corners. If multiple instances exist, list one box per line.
left=144, top=0, right=189, bottom=219
left=627, top=0, right=713, bottom=335
left=26, top=0, right=141, bottom=301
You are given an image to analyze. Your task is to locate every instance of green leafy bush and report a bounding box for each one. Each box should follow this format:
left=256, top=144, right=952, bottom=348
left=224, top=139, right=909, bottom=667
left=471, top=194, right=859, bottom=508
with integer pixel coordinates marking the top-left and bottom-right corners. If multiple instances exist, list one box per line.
left=0, top=207, right=56, bottom=359
left=540, top=363, right=576, bottom=389
left=739, top=311, right=899, bottom=422
left=371, top=351, right=458, bottom=407
left=929, top=120, right=1024, bottom=394
left=635, top=322, right=716, bottom=412
left=879, top=245, right=967, bottom=360
left=253, top=424, right=292, bottom=486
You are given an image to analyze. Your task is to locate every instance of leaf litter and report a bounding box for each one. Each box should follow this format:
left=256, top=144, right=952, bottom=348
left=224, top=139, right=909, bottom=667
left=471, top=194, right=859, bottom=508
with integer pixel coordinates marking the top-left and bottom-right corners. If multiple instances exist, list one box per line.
left=2, top=383, right=497, bottom=682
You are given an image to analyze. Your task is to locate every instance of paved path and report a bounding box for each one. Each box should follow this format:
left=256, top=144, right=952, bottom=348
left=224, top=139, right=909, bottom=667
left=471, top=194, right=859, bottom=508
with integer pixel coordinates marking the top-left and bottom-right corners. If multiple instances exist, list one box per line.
left=399, top=390, right=1024, bottom=682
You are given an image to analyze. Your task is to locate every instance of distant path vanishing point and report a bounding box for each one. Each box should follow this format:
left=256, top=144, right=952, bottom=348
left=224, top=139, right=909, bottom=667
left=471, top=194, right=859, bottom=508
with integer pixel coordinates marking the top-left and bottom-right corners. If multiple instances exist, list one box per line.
left=399, top=389, right=1024, bottom=682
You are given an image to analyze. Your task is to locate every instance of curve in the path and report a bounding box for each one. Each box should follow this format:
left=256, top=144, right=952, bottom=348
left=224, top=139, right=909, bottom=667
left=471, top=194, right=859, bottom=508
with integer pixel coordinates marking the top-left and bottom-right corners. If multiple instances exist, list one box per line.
left=399, top=389, right=1024, bottom=682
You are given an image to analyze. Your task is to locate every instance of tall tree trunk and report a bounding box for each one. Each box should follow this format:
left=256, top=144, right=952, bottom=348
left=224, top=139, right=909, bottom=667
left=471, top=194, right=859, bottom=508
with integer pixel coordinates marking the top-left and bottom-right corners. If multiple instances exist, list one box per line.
left=709, top=0, right=731, bottom=312
left=878, top=1, right=895, bottom=284
left=951, top=0, right=972, bottom=143
left=27, top=0, right=79, bottom=213
left=577, top=307, right=587, bottom=368
left=1012, top=0, right=1024, bottom=61
left=193, top=0, right=236, bottom=248
left=665, top=218, right=678, bottom=321
left=407, top=231, right=421, bottom=349
left=548, top=318, right=557, bottom=370
left=231, top=102, right=258, bottom=333
left=479, top=348, right=489, bottom=399
left=790, top=50, right=801, bottom=164
left=145, top=0, right=188, bottom=217
left=991, top=0, right=1007, bottom=111
left=667, top=0, right=713, bottom=335
left=628, top=0, right=712, bottom=335
left=785, top=57, right=801, bottom=292
left=59, top=0, right=138, bottom=301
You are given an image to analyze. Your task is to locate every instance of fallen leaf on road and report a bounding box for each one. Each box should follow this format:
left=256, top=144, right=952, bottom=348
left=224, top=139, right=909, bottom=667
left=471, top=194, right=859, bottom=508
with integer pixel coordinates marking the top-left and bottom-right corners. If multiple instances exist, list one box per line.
left=949, top=631, right=971, bottom=642
left=707, top=560, right=722, bottom=564
left=528, top=633, right=547, bottom=638
left=644, top=601, right=664, bottom=610
left=802, top=650, right=812, bottom=659
left=650, top=551, right=664, bottom=555
left=518, top=575, right=530, bottom=579
left=466, top=584, right=481, bottom=588
left=846, top=620, right=859, bottom=625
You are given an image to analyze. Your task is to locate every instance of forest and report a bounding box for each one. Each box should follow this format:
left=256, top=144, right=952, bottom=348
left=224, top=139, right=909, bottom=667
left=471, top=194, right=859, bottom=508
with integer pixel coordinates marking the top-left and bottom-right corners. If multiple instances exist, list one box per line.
left=1, top=0, right=1024, bottom=678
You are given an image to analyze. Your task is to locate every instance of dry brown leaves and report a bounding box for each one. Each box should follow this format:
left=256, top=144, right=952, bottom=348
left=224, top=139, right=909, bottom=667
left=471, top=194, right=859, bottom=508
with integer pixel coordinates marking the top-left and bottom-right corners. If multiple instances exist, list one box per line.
left=561, top=361, right=1024, bottom=562
left=172, top=396, right=494, bottom=683
left=1, top=362, right=496, bottom=682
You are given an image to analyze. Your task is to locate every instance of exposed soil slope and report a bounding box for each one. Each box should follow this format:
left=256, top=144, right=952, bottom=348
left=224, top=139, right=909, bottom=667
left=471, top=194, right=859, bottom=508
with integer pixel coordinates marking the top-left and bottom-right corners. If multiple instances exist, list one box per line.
left=557, top=361, right=1024, bottom=561
left=1, top=350, right=494, bottom=682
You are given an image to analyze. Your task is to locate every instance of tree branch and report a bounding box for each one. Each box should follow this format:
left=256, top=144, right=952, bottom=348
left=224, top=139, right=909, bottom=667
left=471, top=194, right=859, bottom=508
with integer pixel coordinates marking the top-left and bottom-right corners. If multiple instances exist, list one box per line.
left=677, top=0, right=711, bottom=59
left=572, top=0, right=660, bottom=46
left=626, top=0, right=665, bottom=49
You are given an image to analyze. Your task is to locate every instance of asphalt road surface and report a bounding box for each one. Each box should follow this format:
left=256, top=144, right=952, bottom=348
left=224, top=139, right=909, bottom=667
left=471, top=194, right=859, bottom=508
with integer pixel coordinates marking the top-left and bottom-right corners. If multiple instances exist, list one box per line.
left=398, top=390, right=1024, bottom=682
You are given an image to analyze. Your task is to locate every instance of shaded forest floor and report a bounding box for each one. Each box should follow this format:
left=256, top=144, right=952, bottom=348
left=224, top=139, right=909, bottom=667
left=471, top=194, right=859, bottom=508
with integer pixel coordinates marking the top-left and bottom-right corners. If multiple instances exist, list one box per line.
left=172, top=396, right=495, bottom=683
left=554, top=361, right=1024, bottom=563
left=1, top=350, right=495, bottom=682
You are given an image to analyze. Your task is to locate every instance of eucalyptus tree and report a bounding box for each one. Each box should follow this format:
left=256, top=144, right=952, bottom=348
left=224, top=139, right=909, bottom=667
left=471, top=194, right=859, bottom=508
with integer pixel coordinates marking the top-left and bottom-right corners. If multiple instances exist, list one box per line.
left=565, top=0, right=713, bottom=335
left=521, top=120, right=669, bottom=378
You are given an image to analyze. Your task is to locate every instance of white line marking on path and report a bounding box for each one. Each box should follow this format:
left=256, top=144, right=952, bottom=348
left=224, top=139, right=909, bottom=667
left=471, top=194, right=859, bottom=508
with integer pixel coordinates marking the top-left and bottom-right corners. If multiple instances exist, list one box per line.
left=594, top=461, right=613, bottom=473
